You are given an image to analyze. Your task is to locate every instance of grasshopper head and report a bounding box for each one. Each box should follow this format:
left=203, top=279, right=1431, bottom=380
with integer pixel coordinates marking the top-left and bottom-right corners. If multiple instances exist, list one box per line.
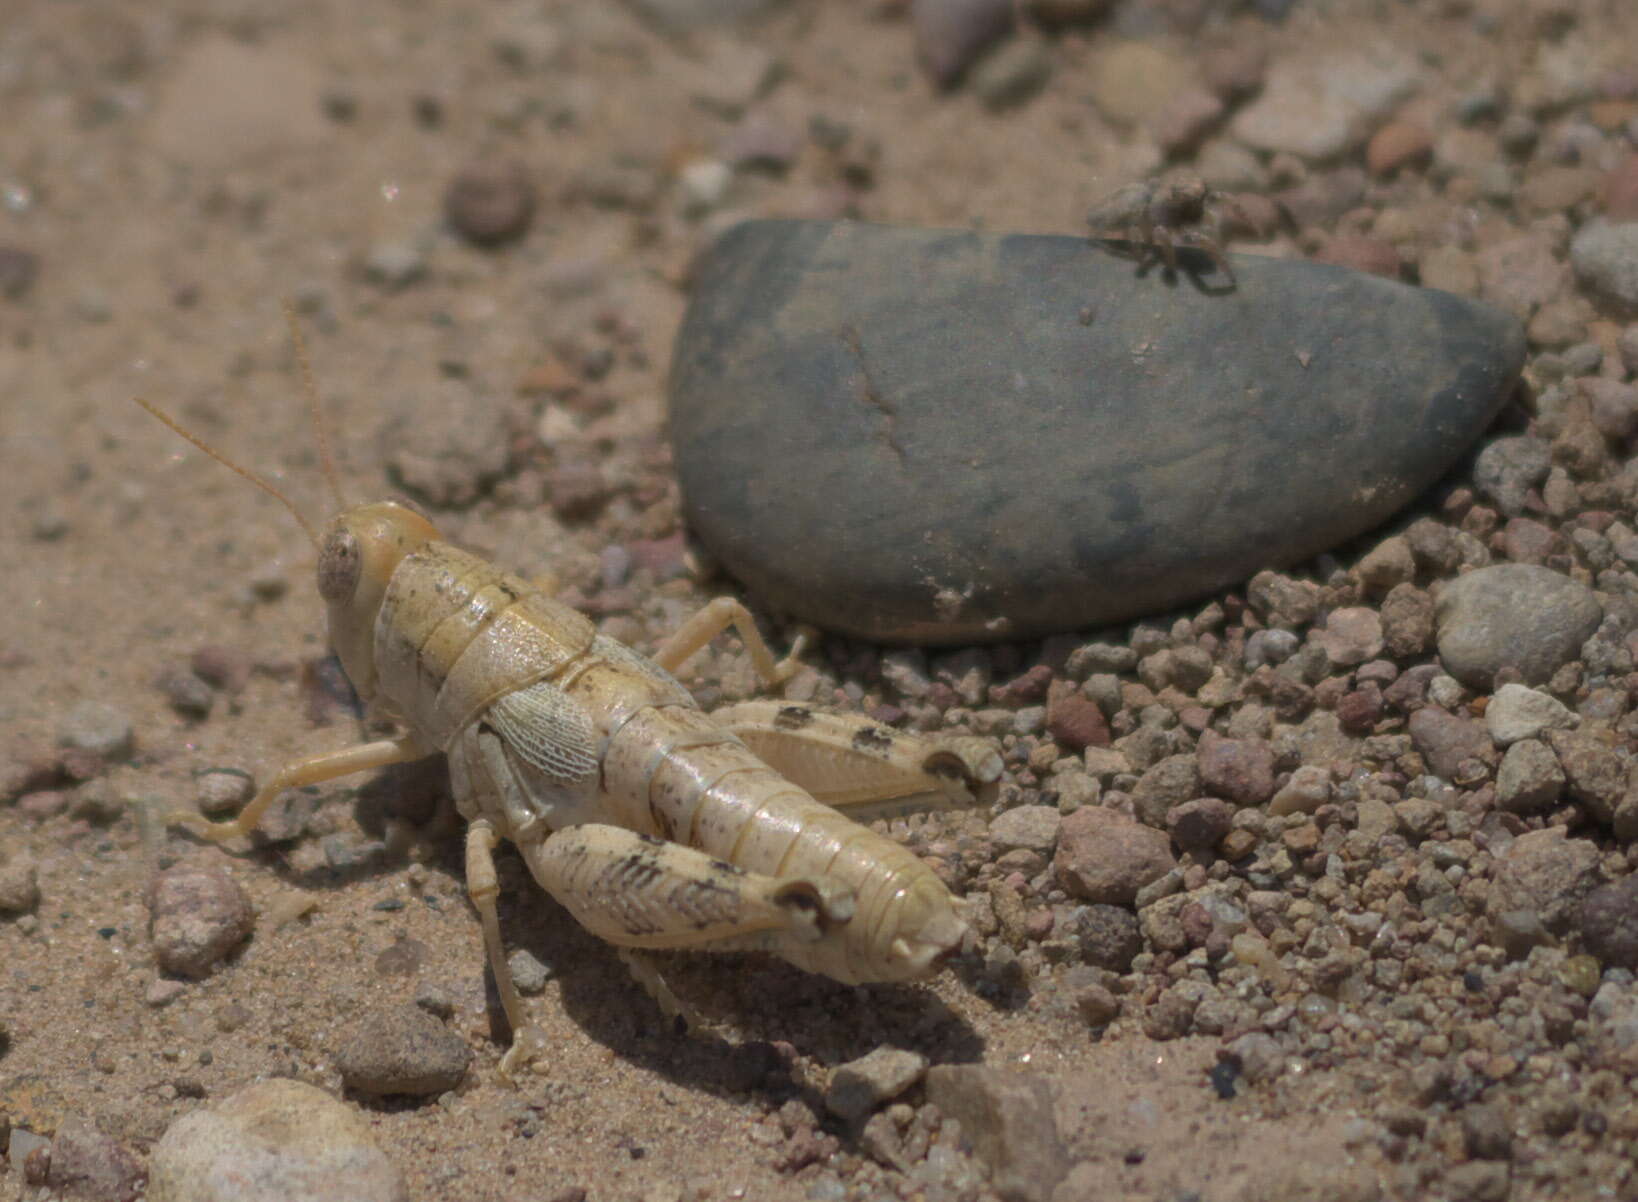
left=317, top=501, right=442, bottom=702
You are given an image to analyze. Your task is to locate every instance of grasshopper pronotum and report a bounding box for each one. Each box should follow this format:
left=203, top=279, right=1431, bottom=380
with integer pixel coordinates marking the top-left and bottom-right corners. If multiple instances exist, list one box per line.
left=138, top=315, right=999, bottom=1080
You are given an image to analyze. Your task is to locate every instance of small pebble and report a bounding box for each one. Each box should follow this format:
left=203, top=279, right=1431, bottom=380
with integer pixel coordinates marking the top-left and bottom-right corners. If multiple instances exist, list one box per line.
left=508, top=948, right=553, bottom=994
left=190, top=645, right=252, bottom=693
left=968, top=36, right=1052, bottom=112
left=1485, top=683, right=1576, bottom=746
left=988, top=805, right=1061, bottom=857
left=333, top=1004, right=471, bottom=1096
left=58, top=701, right=134, bottom=760
left=1196, top=732, right=1276, bottom=806
left=1366, top=120, right=1432, bottom=176
left=1494, top=739, right=1567, bottom=814
left=373, top=936, right=428, bottom=977
left=1053, top=806, right=1176, bottom=905
left=825, top=1048, right=928, bottom=1123
left=444, top=158, right=535, bottom=246
left=362, top=241, right=428, bottom=289
left=912, top=0, right=1013, bottom=89
left=157, top=668, right=215, bottom=719
left=147, top=862, right=254, bottom=979
left=146, top=979, right=188, bottom=1008
left=1570, top=221, right=1638, bottom=313
left=1435, top=564, right=1602, bottom=689
left=197, top=769, right=254, bottom=817
left=147, top=1078, right=407, bottom=1202
left=0, top=244, right=40, bottom=299
left=44, top=1117, right=145, bottom=1202
left=0, top=856, right=41, bottom=915
left=1486, top=828, right=1604, bottom=953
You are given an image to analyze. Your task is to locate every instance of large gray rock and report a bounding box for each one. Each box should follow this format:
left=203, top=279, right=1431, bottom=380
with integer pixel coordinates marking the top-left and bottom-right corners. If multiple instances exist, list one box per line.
left=670, top=220, right=1525, bottom=643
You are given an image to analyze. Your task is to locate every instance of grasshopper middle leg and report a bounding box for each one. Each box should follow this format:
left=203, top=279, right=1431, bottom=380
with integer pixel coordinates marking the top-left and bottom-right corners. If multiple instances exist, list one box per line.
left=651, top=597, right=810, bottom=686
left=170, top=734, right=434, bottom=842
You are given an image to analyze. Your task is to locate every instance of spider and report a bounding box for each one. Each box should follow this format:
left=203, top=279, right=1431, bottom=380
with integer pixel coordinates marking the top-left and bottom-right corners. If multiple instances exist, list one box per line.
left=1086, top=173, right=1247, bottom=287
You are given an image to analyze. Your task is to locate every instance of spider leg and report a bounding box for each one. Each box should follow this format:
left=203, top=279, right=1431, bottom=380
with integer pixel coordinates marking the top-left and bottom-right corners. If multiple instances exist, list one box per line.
left=1177, top=229, right=1235, bottom=286
left=1155, top=230, right=1180, bottom=276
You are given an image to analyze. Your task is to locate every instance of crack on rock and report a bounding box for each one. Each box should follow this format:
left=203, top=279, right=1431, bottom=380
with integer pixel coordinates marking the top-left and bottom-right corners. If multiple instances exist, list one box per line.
left=839, top=325, right=908, bottom=467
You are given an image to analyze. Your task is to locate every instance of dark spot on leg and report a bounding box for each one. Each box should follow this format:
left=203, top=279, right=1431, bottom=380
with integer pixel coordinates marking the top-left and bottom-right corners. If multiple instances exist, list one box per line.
left=851, top=726, right=895, bottom=753
left=774, top=706, right=813, bottom=730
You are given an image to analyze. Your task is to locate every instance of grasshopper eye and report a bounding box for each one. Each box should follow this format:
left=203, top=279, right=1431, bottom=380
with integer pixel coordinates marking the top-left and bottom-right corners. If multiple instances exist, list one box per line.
left=317, top=529, right=362, bottom=603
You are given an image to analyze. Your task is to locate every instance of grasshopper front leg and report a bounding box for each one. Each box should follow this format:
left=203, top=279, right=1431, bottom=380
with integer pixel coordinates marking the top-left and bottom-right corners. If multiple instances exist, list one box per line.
left=168, top=734, right=434, bottom=841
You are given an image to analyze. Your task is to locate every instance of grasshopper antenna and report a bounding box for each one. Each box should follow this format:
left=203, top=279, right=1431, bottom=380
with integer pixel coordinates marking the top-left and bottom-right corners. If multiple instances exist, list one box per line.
left=134, top=397, right=323, bottom=552
left=283, top=298, right=349, bottom=514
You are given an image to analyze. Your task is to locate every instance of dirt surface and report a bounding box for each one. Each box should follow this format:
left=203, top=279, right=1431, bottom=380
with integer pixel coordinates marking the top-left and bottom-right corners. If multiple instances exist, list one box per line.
left=4, top=1, right=1638, bottom=1200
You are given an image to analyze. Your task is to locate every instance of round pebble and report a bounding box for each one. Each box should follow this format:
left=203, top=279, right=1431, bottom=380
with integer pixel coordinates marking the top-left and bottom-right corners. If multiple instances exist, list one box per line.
left=148, top=1078, right=407, bottom=1202
left=987, top=806, right=1061, bottom=857
left=1314, top=607, right=1385, bottom=667
left=58, top=701, right=134, bottom=760
left=0, top=856, right=41, bottom=915
left=333, top=1004, right=471, bottom=1096
left=1196, top=733, right=1275, bottom=806
left=147, top=862, right=254, bottom=979
left=1166, top=798, right=1233, bottom=854
left=1366, top=120, right=1432, bottom=176
left=362, top=241, right=428, bottom=290
left=912, top=0, right=1013, bottom=89
left=197, top=770, right=254, bottom=818
left=1473, top=436, right=1551, bottom=518
left=444, top=158, right=535, bottom=246
left=1052, top=806, right=1175, bottom=906
left=1435, top=564, right=1602, bottom=689
left=1580, top=875, right=1638, bottom=970
left=1570, top=221, right=1638, bottom=313
left=157, top=668, right=215, bottom=719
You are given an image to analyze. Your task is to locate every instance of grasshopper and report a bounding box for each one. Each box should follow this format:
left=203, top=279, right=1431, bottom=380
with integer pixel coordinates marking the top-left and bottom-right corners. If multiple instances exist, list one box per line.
left=137, top=324, right=999, bottom=1080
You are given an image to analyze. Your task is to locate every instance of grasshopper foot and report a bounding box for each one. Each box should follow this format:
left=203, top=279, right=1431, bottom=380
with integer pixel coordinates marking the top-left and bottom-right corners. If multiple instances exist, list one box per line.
left=498, top=1025, right=550, bottom=1085
left=165, top=809, right=257, bottom=843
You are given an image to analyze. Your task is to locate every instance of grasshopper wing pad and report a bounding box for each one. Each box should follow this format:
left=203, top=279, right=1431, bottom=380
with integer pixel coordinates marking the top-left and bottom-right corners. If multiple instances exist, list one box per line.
left=488, top=679, right=600, bottom=787
left=711, top=700, right=999, bottom=820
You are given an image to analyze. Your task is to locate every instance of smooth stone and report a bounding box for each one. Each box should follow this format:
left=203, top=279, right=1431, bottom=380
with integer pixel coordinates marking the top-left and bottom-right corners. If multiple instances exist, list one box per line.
left=1571, top=221, right=1638, bottom=314
left=670, top=219, right=1526, bottom=643
left=148, top=1079, right=407, bottom=1202
left=1435, top=564, right=1603, bottom=689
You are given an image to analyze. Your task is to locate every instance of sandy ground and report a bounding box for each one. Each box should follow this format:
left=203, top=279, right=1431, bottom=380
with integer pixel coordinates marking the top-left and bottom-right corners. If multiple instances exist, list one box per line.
left=2, top=1, right=1635, bottom=1200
